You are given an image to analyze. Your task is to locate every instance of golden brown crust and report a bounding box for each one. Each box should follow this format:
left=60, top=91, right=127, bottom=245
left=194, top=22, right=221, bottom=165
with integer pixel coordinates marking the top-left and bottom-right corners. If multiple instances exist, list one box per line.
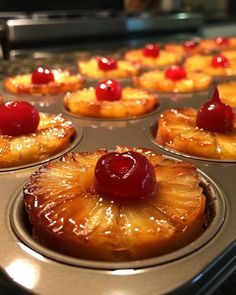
left=124, top=48, right=181, bottom=68
left=0, top=113, right=76, bottom=168
left=156, top=108, right=236, bottom=159
left=4, top=69, right=84, bottom=95
left=135, top=69, right=212, bottom=93
left=78, top=58, right=139, bottom=79
left=23, top=146, right=206, bottom=261
left=64, top=87, right=158, bottom=118
left=184, top=54, right=236, bottom=77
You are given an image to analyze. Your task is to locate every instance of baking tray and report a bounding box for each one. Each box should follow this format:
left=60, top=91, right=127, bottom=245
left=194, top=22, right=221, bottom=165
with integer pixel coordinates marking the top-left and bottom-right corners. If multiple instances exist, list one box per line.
left=0, top=52, right=236, bottom=295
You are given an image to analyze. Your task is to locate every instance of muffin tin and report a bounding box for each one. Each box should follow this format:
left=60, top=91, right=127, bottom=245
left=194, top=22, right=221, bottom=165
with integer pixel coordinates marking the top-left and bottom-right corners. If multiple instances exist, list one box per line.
left=0, top=52, right=236, bottom=295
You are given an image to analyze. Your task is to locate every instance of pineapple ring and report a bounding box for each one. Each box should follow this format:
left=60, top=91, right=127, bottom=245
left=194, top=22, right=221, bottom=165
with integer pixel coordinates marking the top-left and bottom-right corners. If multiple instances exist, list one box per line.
left=184, top=54, right=236, bottom=77
left=217, top=81, right=236, bottom=107
left=200, top=37, right=236, bottom=53
left=64, top=87, right=158, bottom=118
left=135, top=69, right=212, bottom=93
left=124, top=48, right=181, bottom=68
left=24, top=146, right=206, bottom=262
left=156, top=108, right=236, bottom=160
left=78, top=58, right=139, bottom=79
left=4, top=69, right=83, bottom=95
left=0, top=113, right=76, bottom=168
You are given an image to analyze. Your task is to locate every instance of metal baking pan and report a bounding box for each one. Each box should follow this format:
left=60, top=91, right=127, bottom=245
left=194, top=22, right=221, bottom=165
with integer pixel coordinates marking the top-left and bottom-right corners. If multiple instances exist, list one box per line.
left=0, top=53, right=235, bottom=295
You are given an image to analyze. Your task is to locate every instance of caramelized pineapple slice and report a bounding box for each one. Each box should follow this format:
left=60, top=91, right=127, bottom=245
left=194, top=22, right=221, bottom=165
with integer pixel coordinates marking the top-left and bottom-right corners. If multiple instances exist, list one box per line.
left=4, top=70, right=83, bottom=95
left=64, top=87, right=158, bottom=118
left=78, top=58, right=139, bottom=79
left=135, top=70, right=212, bottom=93
left=156, top=108, right=236, bottom=159
left=24, top=147, right=206, bottom=261
left=0, top=113, right=76, bottom=168
left=124, top=49, right=181, bottom=67
left=184, top=55, right=236, bottom=76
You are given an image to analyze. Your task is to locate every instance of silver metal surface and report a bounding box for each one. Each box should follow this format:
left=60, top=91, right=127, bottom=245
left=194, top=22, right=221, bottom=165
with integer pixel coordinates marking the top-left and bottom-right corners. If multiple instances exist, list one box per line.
left=0, top=52, right=235, bottom=295
left=6, top=13, right=203, bottom=43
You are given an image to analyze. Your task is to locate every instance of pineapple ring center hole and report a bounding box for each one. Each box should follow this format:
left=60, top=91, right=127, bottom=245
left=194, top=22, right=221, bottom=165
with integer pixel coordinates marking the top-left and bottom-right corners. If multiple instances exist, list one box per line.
left=10, top=173, right=226, bottom=270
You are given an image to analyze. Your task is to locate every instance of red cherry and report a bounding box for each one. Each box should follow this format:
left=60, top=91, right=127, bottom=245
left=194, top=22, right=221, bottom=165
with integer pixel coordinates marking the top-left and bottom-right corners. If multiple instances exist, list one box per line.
left=97, top=56, right=118, bottom=71
left=0, top=101, right=40, bottom=136
left=95, top=79, right=122, bottom=101
left=196, top=88, right=235, bottom=133
left=95, top=151, right=157, bottom=201
left=183, top=39, right=199, bottom=50
left=31, top=67, right=54, bottom=84
left=215, top=37, right=229, bottom=46
left=211, top=54, right=229, bottom=68
left=165, top=65, right=187, bottom=81
left=143, top=44, right=160, bottom=58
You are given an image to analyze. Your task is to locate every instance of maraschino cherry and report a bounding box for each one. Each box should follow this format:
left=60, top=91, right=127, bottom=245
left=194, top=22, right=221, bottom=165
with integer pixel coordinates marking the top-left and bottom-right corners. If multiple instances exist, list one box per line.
left=215, top=37, right=229, bottom=46
left=95, top=151, right=157, bottom=201
left=0, top=101, right=40, bottom=136
left=196, top=88, right=235, bottom=133
left=211, top=54, right=229, bottom=68
left=95, top=79, right=122, bottom=101
left=183, top=40, right=199, bottom=50
left=97, top=57, right=118, bottom=71
left=165, top=65, right=187, bottom=81
left=31, top=67, right=54, bottom=84
left=143, top=44, right=160, bottom=58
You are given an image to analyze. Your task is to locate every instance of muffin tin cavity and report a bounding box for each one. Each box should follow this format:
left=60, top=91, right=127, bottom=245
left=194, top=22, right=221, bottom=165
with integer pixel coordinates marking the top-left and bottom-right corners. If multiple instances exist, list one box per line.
left=9, top=160, right=225, bottom=270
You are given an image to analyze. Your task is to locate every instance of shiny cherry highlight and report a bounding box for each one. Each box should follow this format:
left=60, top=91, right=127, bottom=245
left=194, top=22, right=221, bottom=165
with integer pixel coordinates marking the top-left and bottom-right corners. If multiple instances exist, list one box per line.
left=183, top=39, right=199, bottom=50
left=165, top=65, right=187, bottom=81
left=95, top=151, right=157, bottom=201
left=97, top=57, right=118, bottom=71
left=31, top=67, right=54, bottom=84
left=143, top=44, right=160, bottom=58
left=211, top=54, right=229, bottom=68
left=196, top=88, right=235, bottom=133
left=95, top=79, right=122, bottom=101
left=215, top=37, right=229, bottom=46
left=0, top=101, right=40, bottom=136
